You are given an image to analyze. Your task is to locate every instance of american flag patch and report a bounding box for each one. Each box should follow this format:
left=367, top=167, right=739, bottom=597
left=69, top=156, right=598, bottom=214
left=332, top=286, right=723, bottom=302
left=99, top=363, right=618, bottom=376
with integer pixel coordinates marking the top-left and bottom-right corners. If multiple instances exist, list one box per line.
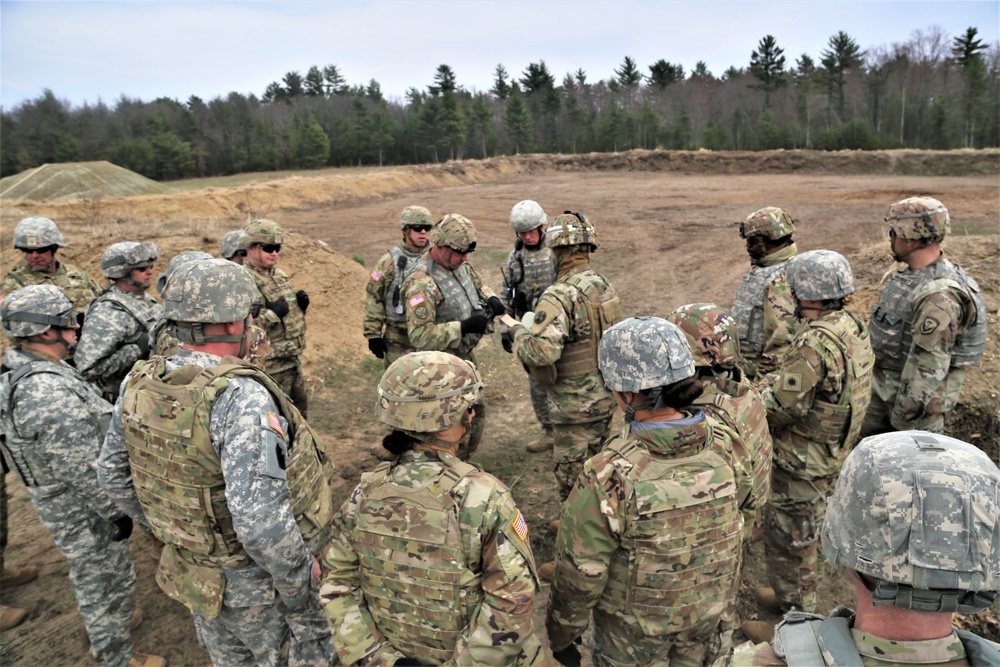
left=511, top=510, right=528, bottom=541
left=408, top=294, right=425, bottom=308
left=370, top=270, right=381, bottom=281
left=267, top=412, right=286, bottom=440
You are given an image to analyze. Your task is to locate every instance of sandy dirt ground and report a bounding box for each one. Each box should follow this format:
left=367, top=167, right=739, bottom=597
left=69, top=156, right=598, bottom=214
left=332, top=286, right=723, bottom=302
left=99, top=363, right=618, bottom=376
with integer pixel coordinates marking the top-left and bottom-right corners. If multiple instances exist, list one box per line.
left=1, top=152, right=998, bottom=665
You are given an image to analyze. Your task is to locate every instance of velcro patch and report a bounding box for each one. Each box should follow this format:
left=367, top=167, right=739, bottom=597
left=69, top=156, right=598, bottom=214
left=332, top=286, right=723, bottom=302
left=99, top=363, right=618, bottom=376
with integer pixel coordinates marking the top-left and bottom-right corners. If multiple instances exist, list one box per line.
left=267, top=412, right=286, bottom=440
left=534, top=311, right=546, bottom=324
left=370, top=270, right=382, bottom=281
left=919, top=317, right=940, bottom=335
left=511, top=509, right=528, bottom=541
left=409, top=294, right=426, bottom=308
left=781, top=373, right=803, bottom=392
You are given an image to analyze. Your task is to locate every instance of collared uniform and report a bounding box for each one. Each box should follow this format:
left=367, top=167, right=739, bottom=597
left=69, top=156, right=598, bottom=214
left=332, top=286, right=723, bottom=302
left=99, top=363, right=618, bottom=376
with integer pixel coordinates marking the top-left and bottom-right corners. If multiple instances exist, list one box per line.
left=1, top=262, right=101, bottom=312
left=363, top=241, right=425, bottom=366
left=731, top=245, right=799, bottom=380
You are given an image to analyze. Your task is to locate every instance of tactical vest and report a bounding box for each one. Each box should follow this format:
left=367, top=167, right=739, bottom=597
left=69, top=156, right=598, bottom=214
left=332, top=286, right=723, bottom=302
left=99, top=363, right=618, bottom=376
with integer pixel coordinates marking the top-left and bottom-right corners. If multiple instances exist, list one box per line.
left=248, top=266, right=306, bottom=359
left=85, top=286, right=160, bottom=336
left=505, top=245, right=557, bottom=316
left=417, top=257, right=484, bottom=358
left=121, top=356, right=335, bottom=618
left=732, top=261, right=788, bottom=357
left=596, top=434, right=742, bottom=637
left=870, top=259, right=987, bottom=372
left=3, top=263, right=98, bottom=311
left=530, top=269, right=622, bottom=385
left=383, top=245, right=425, bottom=325
left=0, top=359, right=110, bottom=489
left=353, top=456, right=485, bottom=664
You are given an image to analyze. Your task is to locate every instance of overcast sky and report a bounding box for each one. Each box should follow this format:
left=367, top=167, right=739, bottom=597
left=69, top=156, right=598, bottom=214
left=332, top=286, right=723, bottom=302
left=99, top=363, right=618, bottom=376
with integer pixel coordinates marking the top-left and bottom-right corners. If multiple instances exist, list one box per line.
left=2, top=1, right=998, bottom=110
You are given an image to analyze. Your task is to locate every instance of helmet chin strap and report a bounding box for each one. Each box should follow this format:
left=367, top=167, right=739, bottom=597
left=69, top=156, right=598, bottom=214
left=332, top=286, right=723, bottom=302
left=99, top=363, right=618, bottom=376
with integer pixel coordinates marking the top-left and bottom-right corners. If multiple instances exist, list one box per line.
left=623, top=388, right=663, bottom=423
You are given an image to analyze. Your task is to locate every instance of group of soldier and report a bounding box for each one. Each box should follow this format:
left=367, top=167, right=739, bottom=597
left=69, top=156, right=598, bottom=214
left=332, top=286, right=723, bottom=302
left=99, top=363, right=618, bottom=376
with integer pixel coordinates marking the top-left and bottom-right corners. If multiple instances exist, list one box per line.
left=0, top=191, right=993, bottom=667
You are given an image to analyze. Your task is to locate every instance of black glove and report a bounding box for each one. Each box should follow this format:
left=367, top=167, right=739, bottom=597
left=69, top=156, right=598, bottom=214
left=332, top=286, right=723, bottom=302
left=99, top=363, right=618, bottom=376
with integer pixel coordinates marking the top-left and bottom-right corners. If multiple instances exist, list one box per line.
left=368, top=337, right=388, bottom=359
left=295, top=290, right=310, bottom=314
left=460, top=314, right=489, bottom=335
left=392, top=660, right=425, bottom=666
left=501, top=329, right=513, bottom=354
left=111, top=515, right=133, bottom=542
left=487, top=296, right=505, bottom=317
left=76, top=311, right=86, bottom=328
left=266, top=296, right=290, bottom=319
left=552, top=642, right=582, bottom=667
left=512, top=291, right=528, bottom=316
left=135, top=332, right=150, bottom=358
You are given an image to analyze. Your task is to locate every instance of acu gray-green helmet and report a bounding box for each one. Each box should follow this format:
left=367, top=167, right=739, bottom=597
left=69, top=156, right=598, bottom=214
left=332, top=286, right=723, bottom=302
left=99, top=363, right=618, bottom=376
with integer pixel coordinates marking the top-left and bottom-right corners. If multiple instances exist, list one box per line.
left=509, top=200, right=548, bottom=233
left=1, top=284, right=76, bottom=340
left=377, top=351, right=484, bottom=433
left=162, top=258, right=258, bottom=324
left=398, top=205, right=433, bottom=230
left=13, top=217, right=67, bottom=249
left=156, top=251, right=214, bottom=295
left=823, top=430, right=1000, bottom=614
left=220, top=230, right=248, bottom=259
left=785, top=249, right=855, bottom=302
left=101, top=241, right=161, bottom=280
left=598, top=316, right=695, bottom=393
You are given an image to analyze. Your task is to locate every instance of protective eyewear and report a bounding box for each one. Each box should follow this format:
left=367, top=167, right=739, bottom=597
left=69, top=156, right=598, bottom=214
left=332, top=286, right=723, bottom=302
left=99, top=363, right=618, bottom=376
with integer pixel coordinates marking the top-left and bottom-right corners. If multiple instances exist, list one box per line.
left=132, top=263, right=154, bottom=271
left=409, top=225, right=432, bottom=233
left=260, top=244, right=282, bottom=253
left=449, top=242, right=476, bottom=255
left=17, top=245, right=57, bottom=255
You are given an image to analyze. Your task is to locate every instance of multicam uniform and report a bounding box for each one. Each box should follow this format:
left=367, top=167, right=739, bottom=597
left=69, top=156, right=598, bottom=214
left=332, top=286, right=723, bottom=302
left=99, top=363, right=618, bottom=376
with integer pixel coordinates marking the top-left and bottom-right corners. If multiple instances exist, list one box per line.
left=0, top=347, right=137, bottom=667
left=98, top=348, right=337, bottom=666
left=319, top=448, right=543, bottom=667
left=864, top=256, right=986, bottom=435
left=757, top=309, right=873, bottom=612
left=1, top=262, right=100, bottom=312
left=546, top=413, right=744, bottom=667
left=363, top=241, right=425, bottom=366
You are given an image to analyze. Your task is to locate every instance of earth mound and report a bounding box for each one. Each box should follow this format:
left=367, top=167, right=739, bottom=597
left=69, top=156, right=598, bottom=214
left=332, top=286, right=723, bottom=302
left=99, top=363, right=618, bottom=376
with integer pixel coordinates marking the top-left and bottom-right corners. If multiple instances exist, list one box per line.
left=0, top=161, right=173, bottom=202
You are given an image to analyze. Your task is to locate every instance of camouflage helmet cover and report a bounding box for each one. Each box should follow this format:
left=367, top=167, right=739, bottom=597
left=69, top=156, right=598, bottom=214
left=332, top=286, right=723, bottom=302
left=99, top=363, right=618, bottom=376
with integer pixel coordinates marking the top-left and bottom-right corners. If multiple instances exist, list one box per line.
left=598, top=316, right=695, bottom=392
left=162, top=258, right=258, bottom=323
left=0, top=284, right=75, bottom=340
left=377, top=351, right=484, bottom=432
left=156, top=251, right=214, bottom=295
left=243, top=219, right=284, bottom=246
left=220, top=230, right=248, bottom=258
left=398, top=205, right=433, bottom=230
left=509, top=200, right=548, bottom=233
left=883, top=196, right=950, bottom=241
left=665, top=303, right=741, bottom=370
left=785, top=249, right=855, bottom=301
left=822, top=430, right=1000, bottom=613
left=546, top=212, right=598, bottom=250
left=100, top=241, right=161, bottom=279
left=13, top=216, right=67, bottom=249
left=430, top=214, right=477, bottom=252
left=740, top=206, right=795, bottom=240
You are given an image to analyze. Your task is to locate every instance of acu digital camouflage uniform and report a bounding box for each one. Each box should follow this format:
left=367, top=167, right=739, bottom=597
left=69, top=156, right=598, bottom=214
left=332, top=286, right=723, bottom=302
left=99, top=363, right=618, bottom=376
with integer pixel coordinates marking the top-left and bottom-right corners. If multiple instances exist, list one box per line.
left=319, top=351, right=543, bottom=667
left=863, top=197, right=987, bottom=435
left=363, top=206, right=433, bottom=367
left=757, top=251, right=874, bottom=613
left=97, top=260, right=336, bottom=666
left=509, top=213, right=621, bottom=499
left=731, top=207, right=800, bottom=380
left=0, top=286, right=138, bottom=667
left=547, top=318, right=744, bottom=667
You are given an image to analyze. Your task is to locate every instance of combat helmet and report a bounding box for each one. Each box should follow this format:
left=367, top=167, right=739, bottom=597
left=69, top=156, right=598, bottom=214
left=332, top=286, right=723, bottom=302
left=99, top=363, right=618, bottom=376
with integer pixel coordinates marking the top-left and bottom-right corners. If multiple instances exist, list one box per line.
left=398, top=205, right=433, bottom=230
left=162, top=258, right=258, bottom=351
left=101, top=241, right=161, bottom=280
left=377, top=351, right=484, bottom=433
left=244, top=219, right=284, bottom=246
left=430, top=214, right=477, bottom=253
left=546, top=211, right=597, bottom=251
left=156, top=251, right=214, bottom=295
left=599, top=316, right=695, bottom=393
left=509, top=200, right=548, bottom=233
left=1, top=284, right=76, bottom=341
left=883, top=197, right=950, bottom=242
left=220, top=230, right=248, bottom=259
left=785, top=249, right=855, bottom=302
left=13, top=217, right=66, bottom=249
left=822, top=430, right=1000, bottom=614
left=665, top=303, right=741, bottom=370
left=740, top=207, right=795, bottom=240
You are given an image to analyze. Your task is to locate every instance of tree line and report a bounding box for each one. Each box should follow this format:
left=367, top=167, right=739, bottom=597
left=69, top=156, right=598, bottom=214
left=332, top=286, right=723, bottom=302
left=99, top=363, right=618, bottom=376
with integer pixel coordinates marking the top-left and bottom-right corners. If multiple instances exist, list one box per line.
left=2, top=26, right=997, bottom=180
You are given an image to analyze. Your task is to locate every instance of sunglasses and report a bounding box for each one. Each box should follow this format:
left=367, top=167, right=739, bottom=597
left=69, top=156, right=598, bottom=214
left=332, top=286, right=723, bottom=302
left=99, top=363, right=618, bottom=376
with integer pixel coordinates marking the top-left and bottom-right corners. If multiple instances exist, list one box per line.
left=409, top=225, right=432, bottom=233
left=260, top=244, right=282, bottom=253
left=17, top=245, right=57, bottom=255
left=449, top=241, right=477, bottom=255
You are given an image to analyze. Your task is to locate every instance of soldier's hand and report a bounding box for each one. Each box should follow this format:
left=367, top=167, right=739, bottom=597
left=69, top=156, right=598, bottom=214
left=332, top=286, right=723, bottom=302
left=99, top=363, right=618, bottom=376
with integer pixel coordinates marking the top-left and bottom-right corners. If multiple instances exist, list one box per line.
left=487, top=296, right=505, bottom=317
left=111, top=515, right=134, bottom=542
left=501, top=329, right=514, bottom=354
left=460, top=314, right=489, bottom=335
left=135, top=333, right=151, bottom=358
left=266, top=296, right=290, bottom=319
left=295, top=290, right=310, bottom=314
left=552, top=642, right=582, bottom=667
left=368, top=337, right=388, bottom=359
left=311, top=557, right=321, bottom=588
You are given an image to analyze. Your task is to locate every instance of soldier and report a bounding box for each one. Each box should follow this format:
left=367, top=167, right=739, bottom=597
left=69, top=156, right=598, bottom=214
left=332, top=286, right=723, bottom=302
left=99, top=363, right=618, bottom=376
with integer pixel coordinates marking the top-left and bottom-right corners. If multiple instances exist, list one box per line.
left=362, top=205, right=433, bottom=366
left=75, top=241, right=162, bottom=402
left=498, top=200, right=558, bottom=453
left=749, top=250, right=874, bottom=639
left=97, top=259, right=337, bottom=666
left=220, top=230, right=248, bottom=264
left=319, top=350, right=544, bottom=667
left=150, top=251, right=215, bottom=356
left=0, top=285, right=164, bottom=667
left=731, top=207, right=800, bottom=380
left=1, top=216, right=100, bottom=312
left=401, top=214, right=504, bottom=459
left=862, top=197, right=986, bottom=436
left=726, top=431, right=1000, bottom=665
left=501, top=212, right=621, bottom=501
left=243, top=219, right=311, bottom=417
left=546, top=317, right=744, bottom=667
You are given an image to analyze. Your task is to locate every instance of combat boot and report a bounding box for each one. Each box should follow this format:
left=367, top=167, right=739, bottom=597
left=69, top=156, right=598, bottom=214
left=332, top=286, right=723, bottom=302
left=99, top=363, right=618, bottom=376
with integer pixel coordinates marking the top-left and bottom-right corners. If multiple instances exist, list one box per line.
left=753, top=586, right=788, bottom=616
left=741, top=619, right=777, bottom=644
left=538, top=562, right=556, bottom=582
left=1, top=565, right=38, bottom=587
left=128, top=652, right=167, bottom=667
left=526, top=431, right=554, bottom=453
left=0, top=604, right=27, bottom=631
